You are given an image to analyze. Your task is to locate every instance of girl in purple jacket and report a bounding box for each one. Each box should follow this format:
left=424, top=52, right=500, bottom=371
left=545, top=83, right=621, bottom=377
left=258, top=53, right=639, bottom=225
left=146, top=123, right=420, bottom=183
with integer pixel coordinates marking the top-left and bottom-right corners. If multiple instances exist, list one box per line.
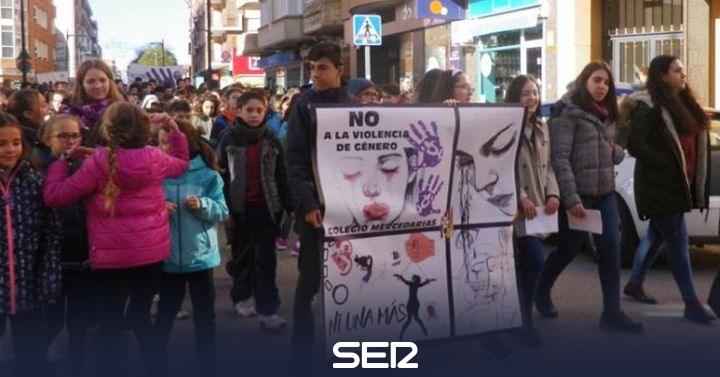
left=43, top=102, right=189, bottom=377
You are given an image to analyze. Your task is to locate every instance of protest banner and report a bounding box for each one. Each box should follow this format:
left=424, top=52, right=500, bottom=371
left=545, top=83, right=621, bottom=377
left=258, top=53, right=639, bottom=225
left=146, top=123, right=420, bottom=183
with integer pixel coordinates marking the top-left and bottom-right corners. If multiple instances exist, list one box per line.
left=315, top=105, right=526, bottom=352
left=127, top=63, right=184, bottom=85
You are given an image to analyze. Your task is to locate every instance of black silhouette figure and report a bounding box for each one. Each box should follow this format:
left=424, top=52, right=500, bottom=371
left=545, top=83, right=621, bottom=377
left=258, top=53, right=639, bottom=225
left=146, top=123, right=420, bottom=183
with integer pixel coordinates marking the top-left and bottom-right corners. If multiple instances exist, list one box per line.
left=354, top=255, right=373, bottom=283
left=394, top=274, right=436, bottom=340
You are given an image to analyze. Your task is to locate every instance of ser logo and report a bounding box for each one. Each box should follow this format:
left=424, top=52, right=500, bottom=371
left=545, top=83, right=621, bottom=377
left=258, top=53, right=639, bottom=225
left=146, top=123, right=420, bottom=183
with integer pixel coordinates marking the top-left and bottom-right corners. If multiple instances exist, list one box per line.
left=333, top=342, right=418, bottom=369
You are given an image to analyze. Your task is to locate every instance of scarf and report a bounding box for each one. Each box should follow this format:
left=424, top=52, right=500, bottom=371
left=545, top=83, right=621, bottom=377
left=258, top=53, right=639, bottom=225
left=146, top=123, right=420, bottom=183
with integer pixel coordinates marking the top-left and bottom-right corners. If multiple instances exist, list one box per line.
left=591, top=101, right=609, bottom=121
left=61, top=99, right=113, bottom=130
left=236, top=122, right=267, bottom=143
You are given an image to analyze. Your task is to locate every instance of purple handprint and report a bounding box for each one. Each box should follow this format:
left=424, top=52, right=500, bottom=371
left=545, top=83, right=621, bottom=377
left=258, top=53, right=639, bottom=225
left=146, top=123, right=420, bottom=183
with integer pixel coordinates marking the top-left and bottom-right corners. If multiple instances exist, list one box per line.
left=416, top=174, right=444, bottom=217
left=407, top=120, right=443, bottom=169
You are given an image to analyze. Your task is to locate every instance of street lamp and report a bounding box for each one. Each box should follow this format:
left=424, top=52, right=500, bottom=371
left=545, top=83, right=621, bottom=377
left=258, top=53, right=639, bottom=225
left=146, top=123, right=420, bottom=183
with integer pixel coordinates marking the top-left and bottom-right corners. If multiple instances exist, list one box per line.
left=17, top=0, right=30, bottom=86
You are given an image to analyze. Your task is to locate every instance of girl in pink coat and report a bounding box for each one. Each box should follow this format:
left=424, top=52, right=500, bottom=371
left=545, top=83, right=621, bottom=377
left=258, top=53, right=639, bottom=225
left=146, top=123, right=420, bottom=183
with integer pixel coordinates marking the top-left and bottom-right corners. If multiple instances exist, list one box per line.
left=44, top=102, right=189, bottom=377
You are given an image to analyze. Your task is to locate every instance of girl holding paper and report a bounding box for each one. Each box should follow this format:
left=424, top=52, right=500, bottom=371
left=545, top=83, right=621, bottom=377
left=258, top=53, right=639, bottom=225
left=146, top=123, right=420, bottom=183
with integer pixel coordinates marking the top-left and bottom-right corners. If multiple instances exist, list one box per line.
left=535, top=61, right=643, bottom=333
left=504, top=75, right=560, bottom=346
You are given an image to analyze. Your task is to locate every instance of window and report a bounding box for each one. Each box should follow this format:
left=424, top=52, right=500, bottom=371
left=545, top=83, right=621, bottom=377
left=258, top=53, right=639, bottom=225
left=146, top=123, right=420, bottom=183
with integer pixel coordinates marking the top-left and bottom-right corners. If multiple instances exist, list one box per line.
left=1, top=0, right=13, bottom=20
left=33, top=6, right=48, bottom=29
left=1, top=24, right=12, bottom=58
left=606, top=0, right=683, bottom=35
left=34, top=40, right=48, bottom=60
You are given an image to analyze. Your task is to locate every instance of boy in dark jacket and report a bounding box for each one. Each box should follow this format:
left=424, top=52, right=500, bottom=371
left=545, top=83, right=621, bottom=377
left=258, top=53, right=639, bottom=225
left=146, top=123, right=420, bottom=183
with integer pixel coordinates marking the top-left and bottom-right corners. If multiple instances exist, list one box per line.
left=218, top=89, right=293, bottom=331
left=285, top=41, right=353, bottom=370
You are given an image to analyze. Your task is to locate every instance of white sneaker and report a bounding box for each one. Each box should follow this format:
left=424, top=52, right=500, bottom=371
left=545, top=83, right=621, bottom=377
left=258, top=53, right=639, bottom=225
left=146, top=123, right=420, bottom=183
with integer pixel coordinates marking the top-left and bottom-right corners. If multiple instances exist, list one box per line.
left=234, top=300, right=257, bottom=317
left=176, top=309, right=190, bottom=320
left=259, top=314, right=287, bottom=332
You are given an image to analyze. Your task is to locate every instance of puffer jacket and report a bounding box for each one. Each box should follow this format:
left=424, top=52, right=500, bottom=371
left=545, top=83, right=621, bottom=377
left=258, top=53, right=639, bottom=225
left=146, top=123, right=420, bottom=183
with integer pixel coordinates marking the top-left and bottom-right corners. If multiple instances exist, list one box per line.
left=549, top=95, right=625, bottom=208
left=163, top=155, right=228, bottom=273
left=625, top=92, right=709, bottom=217
left=0, top=160, right=62, bottom=314
left=43, top=131, right=189, bottom=269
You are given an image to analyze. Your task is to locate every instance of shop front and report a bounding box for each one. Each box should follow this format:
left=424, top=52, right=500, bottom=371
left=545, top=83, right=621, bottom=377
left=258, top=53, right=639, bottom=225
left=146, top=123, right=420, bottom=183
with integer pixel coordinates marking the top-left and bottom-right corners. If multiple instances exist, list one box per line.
left=257, top=50, right=303, bottom=90
left=454, top=0, right=543, bottom=103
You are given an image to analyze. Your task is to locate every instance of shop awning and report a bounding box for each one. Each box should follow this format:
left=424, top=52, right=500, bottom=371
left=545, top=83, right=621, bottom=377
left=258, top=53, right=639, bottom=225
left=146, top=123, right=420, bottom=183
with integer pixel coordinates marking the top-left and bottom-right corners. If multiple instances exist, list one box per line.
left=452, top=6, right=540, bottom=44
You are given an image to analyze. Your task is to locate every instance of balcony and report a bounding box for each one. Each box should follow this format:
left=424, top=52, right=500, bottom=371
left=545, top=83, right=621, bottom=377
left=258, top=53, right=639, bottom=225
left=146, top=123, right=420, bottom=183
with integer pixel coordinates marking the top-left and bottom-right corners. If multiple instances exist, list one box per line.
left=257, top=16, right=309, bottom=50
left=303, top=0, right=343, bottom=35
left=345, top=0, right=404, bottom=14
left=236, top=0, right=259, bottom=10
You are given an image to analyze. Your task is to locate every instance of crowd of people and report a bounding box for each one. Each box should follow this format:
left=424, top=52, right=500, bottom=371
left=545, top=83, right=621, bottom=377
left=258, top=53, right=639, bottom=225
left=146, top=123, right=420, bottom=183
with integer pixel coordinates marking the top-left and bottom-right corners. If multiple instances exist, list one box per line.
left=0, top=39, right=716, bottom=377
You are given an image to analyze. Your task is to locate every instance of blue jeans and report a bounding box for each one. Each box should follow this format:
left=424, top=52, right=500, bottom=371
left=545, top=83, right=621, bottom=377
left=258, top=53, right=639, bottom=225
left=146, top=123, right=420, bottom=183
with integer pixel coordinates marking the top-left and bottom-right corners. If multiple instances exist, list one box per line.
left=537, top=193, right=622, bottom=311
left=628, top=224, right=663, bottom=286
left=516, top=236, right=546, bottom=329
left=630, top=214, right=698, bottom=300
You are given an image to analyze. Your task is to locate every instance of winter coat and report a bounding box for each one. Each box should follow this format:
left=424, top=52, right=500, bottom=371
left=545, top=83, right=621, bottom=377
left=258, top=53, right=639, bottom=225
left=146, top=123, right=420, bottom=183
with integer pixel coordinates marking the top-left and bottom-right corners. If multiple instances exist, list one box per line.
left=0, top=160, right=62, bottom=314
left=210, top=110, right=234, bottom=148
left=286, top=86, right=353, bottom=218
left=625, top=92, right=709, bottom=217
left=218, top=121, right=292, bottom=224
left=43, top=131, right=189, bottom=269
left=33, top=144, right=90, bottom=270
left=59, top=99, right=114, bottom=146
left=549, top=95, right=625, bottom=208
left=163, top=155, right=228, bottom=273
left=514, top=118, right=560, bottom=237
left=192, top=115, right=214, bottom=140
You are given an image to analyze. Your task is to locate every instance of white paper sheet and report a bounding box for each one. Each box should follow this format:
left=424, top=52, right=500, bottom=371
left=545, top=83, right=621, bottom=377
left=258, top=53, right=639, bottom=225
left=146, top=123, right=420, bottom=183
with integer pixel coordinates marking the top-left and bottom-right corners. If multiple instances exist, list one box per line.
left=524, top=206, right=559, bottom=235
left=566, top=209, right=603, bottom=234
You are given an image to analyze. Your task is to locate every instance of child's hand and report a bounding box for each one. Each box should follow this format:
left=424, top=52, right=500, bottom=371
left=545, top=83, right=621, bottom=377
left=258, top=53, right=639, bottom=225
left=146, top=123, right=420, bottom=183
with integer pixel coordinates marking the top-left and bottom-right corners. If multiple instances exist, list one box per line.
left=165, top=202, right=178, bottom=213
left=185, top=196, right=200, bottom=211
left=150, top=113, right=180, bottom=132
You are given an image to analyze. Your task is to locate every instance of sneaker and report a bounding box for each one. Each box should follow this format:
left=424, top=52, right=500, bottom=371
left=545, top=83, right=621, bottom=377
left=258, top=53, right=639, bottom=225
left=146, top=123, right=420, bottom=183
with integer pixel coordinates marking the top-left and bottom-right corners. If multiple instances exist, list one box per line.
left=234, top=300, right=257, bottom=317
left=290, top=241, right=300, bottom=257
left=517, top=328, right=543, bottom=347
left=599, top=310, right=643, bottom=333
left=623, top=284, right=658, bottom=304
left=259, top=314, right=287, bottom=332
left=534, top=294, right=559, bottom=318
left=176, top=309, right=191, bottom=320
left=684, top=301, right=716, bottom=324
left=481, top=336, right=514, bottom=362
left=276, top=238, right=288, bottom=251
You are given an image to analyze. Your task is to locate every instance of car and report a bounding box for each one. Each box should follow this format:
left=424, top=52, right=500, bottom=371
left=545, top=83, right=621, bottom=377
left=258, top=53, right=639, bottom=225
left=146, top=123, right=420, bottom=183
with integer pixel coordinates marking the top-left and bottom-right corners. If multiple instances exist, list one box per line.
left=614, top=108, right=720, bottom=267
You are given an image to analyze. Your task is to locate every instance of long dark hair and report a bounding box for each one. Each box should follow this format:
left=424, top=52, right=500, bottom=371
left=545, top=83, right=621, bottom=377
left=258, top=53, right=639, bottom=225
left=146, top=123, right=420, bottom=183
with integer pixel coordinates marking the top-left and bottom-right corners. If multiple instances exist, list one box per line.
left=416, top=69, right=465, bottom=103
left=647, top=55, right=708, bottom=135
left=570, top=61, right=619, bottom=123
left=504, top=75, right=541, bottom=123
left=174, top=119, right=219, bottom=171
left=7, top=89, right=43, bottom=128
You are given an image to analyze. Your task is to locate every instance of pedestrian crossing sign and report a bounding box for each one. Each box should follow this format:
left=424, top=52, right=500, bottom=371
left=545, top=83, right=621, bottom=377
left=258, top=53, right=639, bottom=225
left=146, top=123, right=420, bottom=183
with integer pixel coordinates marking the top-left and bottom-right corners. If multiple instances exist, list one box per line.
left=352, top=15, right=382, bottom=46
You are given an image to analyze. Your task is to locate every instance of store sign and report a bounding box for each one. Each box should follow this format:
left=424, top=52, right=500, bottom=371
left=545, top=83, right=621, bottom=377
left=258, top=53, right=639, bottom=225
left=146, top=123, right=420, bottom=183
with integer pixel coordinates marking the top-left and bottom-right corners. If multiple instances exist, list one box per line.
left=257, top=51, right=298, bottom=69
left=416, top=0, right=466, bottom=20
left=233, top=49, right=264, bottom=76
left=468, top=0, right=539, bottom=17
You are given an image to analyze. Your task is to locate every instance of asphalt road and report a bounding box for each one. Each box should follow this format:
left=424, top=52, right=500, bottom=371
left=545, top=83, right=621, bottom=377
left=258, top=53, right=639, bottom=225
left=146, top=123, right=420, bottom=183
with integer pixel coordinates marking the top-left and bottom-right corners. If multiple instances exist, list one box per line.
left=2, top=244, right=720, bottom=377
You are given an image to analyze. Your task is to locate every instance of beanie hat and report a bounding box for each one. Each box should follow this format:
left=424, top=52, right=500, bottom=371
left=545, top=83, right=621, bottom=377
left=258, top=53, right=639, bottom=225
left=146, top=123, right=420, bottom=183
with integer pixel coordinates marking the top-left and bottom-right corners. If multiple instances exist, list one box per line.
left=349, top=78, right=376, bottom=97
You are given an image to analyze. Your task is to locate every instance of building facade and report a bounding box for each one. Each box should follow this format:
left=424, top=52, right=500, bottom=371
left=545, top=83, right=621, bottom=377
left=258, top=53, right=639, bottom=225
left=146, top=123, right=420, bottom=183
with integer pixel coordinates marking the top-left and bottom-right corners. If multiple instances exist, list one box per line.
left=0, top=0, right=57, bottom=83
left=54, top=0, right=101, bottom=79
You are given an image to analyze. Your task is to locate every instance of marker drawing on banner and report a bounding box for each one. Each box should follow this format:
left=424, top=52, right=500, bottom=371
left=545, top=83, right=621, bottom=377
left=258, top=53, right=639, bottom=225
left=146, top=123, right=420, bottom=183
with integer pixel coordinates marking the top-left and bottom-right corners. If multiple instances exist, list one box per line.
left=524, top=206, right=559, bottom=235
left=451, top=226, right=521, bottom=336
left=451, top=107, right=523, bottom=225
left=567, top=209, right=603, bottom=234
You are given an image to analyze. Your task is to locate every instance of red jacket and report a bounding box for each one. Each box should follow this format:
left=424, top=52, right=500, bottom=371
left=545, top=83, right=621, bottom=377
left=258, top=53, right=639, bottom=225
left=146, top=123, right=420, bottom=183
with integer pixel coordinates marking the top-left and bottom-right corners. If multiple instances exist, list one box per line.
left=43, top=131, right=189, bottom=269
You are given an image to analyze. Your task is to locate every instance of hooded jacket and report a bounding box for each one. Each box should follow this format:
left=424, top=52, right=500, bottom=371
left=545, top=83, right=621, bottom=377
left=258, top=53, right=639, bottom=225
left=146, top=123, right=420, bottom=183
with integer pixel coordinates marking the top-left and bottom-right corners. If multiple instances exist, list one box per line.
left=0, top=160, right=62, bottom=314
left=624, top=91, right=709, bottom=217
left=163, top=155, right=228, bottom=273
left=43, top=131, right=189, bottom=269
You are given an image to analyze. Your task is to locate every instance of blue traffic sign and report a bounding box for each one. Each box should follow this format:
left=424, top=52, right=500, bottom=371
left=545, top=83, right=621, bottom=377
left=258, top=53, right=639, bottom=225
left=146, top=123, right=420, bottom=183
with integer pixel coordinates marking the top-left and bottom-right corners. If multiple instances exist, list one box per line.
left=352, top=15, right=382, bottom=46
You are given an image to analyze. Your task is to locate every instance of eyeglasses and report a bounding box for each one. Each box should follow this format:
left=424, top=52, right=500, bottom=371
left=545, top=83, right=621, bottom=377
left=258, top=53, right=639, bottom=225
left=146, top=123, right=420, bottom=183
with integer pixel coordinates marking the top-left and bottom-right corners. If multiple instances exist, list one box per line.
left=52, top=132, right=82, bottom=141
left=358, top=91, right=380, bottom=101
left=454, top=84, right=475, bottom=92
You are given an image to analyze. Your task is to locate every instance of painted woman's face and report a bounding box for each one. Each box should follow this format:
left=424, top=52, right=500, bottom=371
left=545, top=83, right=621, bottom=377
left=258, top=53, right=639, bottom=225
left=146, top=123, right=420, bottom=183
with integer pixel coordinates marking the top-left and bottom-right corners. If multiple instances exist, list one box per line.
left=335, top=151, right=413, bottom=225
left=457, top=123, right=518, bottom=218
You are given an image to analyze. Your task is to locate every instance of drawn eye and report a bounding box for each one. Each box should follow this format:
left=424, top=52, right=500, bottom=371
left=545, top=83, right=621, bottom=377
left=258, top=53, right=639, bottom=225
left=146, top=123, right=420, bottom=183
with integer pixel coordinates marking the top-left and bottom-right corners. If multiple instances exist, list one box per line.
left=481, top=123, right=517, bottom=157
left=379, top=158, right=400, bottom=174
left=342, top=170, right=361, bottom=181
